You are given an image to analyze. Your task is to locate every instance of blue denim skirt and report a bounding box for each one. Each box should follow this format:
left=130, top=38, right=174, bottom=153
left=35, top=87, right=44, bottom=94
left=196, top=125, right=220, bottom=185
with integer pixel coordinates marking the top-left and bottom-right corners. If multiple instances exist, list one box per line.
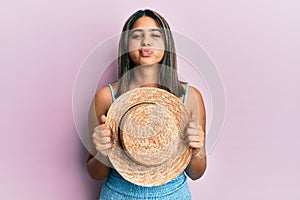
left=99, top=169, right=191, bottom=200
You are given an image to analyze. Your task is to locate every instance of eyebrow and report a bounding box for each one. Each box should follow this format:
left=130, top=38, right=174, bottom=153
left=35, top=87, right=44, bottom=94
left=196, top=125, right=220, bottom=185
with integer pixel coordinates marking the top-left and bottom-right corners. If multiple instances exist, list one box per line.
left=130, top=28, right=162, bottom=35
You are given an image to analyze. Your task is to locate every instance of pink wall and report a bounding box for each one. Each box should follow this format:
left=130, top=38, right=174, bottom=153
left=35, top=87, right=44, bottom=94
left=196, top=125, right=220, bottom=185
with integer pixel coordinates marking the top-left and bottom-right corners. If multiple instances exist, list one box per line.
left=1, top=1, right=299, bottom=199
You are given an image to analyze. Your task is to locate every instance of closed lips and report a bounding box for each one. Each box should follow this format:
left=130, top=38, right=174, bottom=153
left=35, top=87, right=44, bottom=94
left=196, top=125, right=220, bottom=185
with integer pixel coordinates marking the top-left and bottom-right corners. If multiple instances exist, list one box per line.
left=140, top=49, right=153, bottom=56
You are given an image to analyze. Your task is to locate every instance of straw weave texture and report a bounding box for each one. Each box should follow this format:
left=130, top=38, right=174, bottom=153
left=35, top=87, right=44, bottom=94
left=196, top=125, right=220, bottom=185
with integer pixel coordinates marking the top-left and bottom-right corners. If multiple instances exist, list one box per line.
left=106, top=87, right=192, bottom=186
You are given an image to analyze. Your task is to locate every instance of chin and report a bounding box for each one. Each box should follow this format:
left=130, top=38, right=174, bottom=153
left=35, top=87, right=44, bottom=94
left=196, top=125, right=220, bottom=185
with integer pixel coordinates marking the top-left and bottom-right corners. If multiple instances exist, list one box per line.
left=138, top=62, right=159, bottom=66
left=138, top=58, right=161, bottom=66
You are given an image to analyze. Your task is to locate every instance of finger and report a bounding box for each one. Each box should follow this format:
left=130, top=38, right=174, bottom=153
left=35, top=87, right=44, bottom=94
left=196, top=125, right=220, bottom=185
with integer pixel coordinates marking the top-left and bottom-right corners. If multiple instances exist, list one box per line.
left=187, top=126, right=205, bottom=136
left=93, top=129, right=112, bottom=138
left=188, top=123, right=204, bottom=132
left=186, top=135, right=201, bottom=143
left=189, top=121, right=198, bottom=129
left=94, top=136, right=112, bottom=145
left=95, top=143, right=113, bottom=151
left=189, top=141, right=203, bottom=149
left=94, top=124, right=110, bottom=131
left=100, top=115, right=106, bottom=124
left=186, top=127, right=198, bottom=135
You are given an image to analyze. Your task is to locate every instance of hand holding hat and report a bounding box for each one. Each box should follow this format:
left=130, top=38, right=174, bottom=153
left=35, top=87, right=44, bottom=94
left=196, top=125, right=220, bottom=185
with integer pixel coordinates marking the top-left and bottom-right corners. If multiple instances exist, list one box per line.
left=92, top=115, right=114, bottom=157
left=184, top=113, right=205, bottom=158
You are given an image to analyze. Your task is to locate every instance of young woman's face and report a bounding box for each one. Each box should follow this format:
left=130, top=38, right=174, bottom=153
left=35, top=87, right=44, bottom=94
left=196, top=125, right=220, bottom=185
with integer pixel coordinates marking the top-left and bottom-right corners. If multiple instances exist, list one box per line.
left=128, top=16, right=165, bottom=66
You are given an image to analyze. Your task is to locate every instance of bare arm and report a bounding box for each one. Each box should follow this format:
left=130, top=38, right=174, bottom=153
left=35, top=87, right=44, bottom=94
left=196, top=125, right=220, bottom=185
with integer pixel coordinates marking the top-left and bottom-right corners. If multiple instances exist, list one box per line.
left=184, top=86, right=207, bottom=180
left=86, top=86, right=114, bottom=180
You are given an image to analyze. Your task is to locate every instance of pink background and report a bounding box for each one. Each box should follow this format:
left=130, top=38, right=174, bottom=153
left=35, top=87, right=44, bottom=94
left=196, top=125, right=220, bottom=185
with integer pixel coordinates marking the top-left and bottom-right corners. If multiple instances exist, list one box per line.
left=1, top=1, right=299, bottom=199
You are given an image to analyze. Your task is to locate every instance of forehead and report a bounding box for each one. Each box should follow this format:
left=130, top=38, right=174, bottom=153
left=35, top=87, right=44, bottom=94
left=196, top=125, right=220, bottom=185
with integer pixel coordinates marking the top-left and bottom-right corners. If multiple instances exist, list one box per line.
left=131, top=16, right=160, bottom=30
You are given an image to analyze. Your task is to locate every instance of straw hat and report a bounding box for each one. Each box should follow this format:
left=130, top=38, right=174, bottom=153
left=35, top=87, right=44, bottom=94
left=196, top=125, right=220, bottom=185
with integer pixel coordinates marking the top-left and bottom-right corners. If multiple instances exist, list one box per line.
left=105, top=87, right=192, bottom=187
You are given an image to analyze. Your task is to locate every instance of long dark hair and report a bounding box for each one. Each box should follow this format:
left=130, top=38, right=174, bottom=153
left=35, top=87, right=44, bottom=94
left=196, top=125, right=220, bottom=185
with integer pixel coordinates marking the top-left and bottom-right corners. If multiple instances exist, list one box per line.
left=115, top=9, right=186, bottom=98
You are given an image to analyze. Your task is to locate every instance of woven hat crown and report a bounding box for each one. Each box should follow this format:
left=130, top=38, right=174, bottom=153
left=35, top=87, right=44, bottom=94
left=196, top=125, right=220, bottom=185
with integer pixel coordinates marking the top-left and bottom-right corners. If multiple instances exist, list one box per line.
left=106, top=87, right=192, bottom=186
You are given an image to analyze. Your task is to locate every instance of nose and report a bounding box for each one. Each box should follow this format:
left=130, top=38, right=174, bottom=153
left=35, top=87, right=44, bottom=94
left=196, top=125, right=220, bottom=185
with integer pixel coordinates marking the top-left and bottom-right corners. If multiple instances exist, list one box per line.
left=141, top=35, right=151, bottom=47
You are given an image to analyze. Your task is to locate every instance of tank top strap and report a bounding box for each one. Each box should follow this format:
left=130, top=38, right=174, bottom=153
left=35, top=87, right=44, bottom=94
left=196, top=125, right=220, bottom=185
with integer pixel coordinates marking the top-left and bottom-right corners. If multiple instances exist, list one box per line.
left=108, top=84, right=116, bottom=102
left=183, top=83, right=189, bottom=105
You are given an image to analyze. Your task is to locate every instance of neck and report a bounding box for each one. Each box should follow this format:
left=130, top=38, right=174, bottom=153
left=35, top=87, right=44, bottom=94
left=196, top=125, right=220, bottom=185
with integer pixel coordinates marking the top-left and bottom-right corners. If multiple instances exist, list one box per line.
left=130, top=64, right=160, bottom=89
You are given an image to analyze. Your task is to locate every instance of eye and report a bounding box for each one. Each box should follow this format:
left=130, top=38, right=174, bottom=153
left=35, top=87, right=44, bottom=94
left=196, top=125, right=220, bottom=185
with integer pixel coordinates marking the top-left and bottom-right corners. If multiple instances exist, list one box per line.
left=152, top=34, right=161, bottom=38
left=131, top=34, right=143, bottom=39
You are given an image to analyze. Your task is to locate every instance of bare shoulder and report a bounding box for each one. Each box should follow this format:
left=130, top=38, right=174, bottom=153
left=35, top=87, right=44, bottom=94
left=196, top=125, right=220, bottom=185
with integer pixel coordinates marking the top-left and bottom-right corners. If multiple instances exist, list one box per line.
left=94, top=82, right=118, bottom=121
left=95, top=82, right=118, bottom=103
left=188, top=86, right=204, bottom=103
left=95, top=86, right=111, bottom=106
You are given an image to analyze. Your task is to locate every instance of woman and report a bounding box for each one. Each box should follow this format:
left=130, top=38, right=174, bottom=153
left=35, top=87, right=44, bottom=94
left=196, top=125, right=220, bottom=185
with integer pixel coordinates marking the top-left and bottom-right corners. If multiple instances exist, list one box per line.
left=87, top=9, right=207, bottom=199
